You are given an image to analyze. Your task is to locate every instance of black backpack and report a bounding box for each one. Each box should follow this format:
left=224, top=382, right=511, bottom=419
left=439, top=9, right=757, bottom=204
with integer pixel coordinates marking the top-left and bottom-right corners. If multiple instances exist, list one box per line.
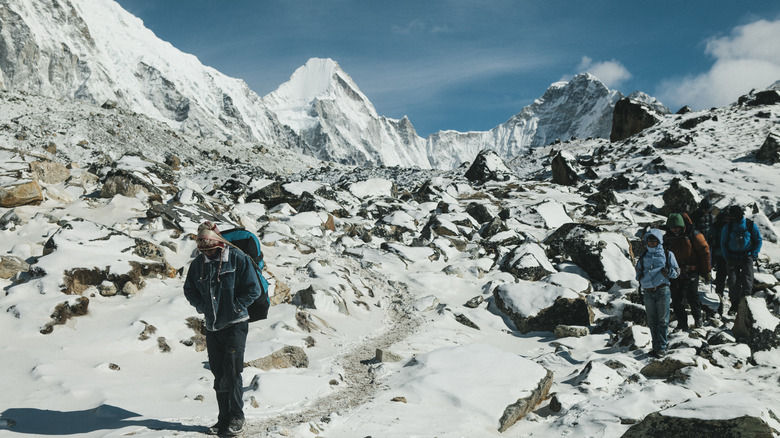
left=221, top=228, right=270, bottom=322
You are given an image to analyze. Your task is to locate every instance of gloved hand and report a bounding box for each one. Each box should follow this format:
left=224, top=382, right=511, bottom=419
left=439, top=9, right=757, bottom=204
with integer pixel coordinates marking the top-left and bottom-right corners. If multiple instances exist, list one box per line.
left=660, top=267, right=669, bottom=277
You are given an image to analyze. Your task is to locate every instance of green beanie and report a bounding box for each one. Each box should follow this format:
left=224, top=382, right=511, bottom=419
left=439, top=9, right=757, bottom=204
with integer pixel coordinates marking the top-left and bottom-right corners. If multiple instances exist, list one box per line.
left=667, top=213, right=685, bottom=228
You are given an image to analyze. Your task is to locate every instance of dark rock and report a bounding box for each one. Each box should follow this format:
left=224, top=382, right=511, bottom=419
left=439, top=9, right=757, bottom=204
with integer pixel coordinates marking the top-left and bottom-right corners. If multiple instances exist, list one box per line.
left=246, top=181, right=299, bottom=209
left=738, top=89, right=780, bottom=107
left=623, top=412, right=774, bottom=438
left=479, top=217, right=507, bottom=239
left=592, top=316, right=624, bottom=335
left=464, top=150, right=515, bottom=184
left=610, top=98, right=663, bottom=142
left=622, top=303, right=647, bottom=325
left=464, top=296, right=484, bottom=308
left=501, top=243, right=555, bottom=281
left=756, top=132, right=780, bottom=164
left=454, top=313, right=480, bottom=330
left=675, top=106, right=693, bottom=114
left=465, top=202, right=494, bottom=224
left=732, top=296, right=780, bottom=353
left=586, top=189, right=620, bottom=213
left=598, top=174, right=632, bottom=192
left=680, top=114, right=714, bottom=130
left=655, top=134, right=691, bottom=149
left=519, top=297, right=592, bottom=334
left=551, top=151, right=579, bottom=186
left=544, top=223, right=633, bottom=289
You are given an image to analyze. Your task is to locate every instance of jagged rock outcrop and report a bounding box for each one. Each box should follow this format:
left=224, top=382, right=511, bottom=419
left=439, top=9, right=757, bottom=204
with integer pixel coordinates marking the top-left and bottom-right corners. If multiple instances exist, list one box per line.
left=498, top=369, right=554, bottom=432
left=464, top=150, right=515, bottom=184
left=551, top=151, right=580, bottom=186
left=610, top=98, right=663, bottom=142
left=756, top=132, right=780, bottom=164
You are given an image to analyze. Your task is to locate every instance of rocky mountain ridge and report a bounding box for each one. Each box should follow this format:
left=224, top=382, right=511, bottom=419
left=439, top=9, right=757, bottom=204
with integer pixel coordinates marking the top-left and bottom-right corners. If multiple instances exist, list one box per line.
left=2, top=0, right=659, bottom=170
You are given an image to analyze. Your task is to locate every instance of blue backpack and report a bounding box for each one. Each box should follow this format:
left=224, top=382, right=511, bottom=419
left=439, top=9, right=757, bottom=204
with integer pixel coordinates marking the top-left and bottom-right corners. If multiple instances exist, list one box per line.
left=726, top=219, right=754, bottom=255
left=221, top=227, right=270, bottom=321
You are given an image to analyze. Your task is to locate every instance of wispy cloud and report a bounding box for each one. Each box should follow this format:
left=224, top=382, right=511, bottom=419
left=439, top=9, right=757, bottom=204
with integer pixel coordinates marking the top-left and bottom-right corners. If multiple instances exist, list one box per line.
left=575, top=56, right=632, bottom=88
left=349, top=49, right=559, bottom=111
left=657, top=18, right=780, bottom=109
left=391, top=20, right=449, bottom=35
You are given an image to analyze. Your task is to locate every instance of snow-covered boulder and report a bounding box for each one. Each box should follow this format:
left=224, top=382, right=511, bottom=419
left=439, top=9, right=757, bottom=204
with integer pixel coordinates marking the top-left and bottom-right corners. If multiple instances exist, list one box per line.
left=389, top=344, right=552, bottom=433
left=624, top=393, right=776, bottom=437
left=544, top=223, right=635, bottom=289
left=501, top=242, right=556, bottom=281
left=464, top=150, right=515, bottom=184
left=732, top=296, right=780, bottom=353
left=493, top=282, right=592, bottom=334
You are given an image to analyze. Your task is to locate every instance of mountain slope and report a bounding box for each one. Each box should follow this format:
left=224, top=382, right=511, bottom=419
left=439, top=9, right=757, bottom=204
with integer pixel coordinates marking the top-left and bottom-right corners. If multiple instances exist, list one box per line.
left=427, top=74, right=625, bottom=168
left=264, top=58, right=430, bottom=167
left=0, top=0, right=300, bottom=149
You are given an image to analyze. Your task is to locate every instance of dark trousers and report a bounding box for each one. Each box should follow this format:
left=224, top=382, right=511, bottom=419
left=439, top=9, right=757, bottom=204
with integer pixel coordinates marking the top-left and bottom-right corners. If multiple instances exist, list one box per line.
left=206, top=321, right=248, bottom=424
left=670, top=273, right=701, bottom=329
left=727, top=256, right=754, bottom=311
left=713, top=255, right=728, bottom=296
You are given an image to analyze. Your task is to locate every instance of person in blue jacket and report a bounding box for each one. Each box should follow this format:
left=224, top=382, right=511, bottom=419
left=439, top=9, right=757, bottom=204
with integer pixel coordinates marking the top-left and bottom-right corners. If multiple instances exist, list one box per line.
left=720, top=205, right=762, bottom=315
left=636, top=228, right=680, bottom=358
left=184, top=221, right=262, bottom=436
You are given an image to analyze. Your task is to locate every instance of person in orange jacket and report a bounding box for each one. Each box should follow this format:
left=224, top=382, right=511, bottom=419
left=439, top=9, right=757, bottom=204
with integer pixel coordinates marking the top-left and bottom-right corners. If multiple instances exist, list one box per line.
left=663, top=213, right=711, bottom=329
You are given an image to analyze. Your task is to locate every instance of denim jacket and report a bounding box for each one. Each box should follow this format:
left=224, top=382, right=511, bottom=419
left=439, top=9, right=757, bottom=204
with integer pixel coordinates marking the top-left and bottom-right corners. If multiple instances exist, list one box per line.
left=184, top=247, right=262, bottom=332
left=635, top=229, right=680, bottom=290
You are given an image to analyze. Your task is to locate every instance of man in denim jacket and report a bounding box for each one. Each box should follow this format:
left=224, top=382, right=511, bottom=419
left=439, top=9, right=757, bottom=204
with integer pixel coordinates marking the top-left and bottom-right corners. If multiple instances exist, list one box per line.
left=636, top=229, right=680, bottom=358
left=184, top=221, right=261, bottom=436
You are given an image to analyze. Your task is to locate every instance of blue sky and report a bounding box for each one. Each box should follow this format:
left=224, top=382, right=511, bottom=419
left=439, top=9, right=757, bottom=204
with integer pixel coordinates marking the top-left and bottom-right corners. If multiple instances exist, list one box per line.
left=114, top=0, right=780, bottom=137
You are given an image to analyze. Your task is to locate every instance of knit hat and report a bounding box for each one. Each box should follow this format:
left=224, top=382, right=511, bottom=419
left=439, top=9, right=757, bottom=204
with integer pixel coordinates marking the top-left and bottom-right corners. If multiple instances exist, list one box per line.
left=196, top=221, right=227, bottom=251
left=666, top=213, right=685, bottom=228
left=727, top=205, right=744, bottom=219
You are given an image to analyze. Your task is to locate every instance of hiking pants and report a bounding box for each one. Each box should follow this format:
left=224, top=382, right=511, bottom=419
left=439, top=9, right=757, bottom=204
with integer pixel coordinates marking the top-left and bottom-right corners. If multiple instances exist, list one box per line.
left=206, top=321, right=248, bottom=424
left=643, top=285, right=671, bottom=352
left=713, top=255, right=728, bottom=296
left=670, top=273, right=701, bottom=329
left=727, top=256, right=754, bottom=311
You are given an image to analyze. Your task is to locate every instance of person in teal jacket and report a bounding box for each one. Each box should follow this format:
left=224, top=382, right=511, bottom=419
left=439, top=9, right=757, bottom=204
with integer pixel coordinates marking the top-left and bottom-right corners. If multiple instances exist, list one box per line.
left=720, top=205, right=762, bottom=314
left=636, top=228, right=680, bottom=357
left=184, top=221, right=261, bottom=436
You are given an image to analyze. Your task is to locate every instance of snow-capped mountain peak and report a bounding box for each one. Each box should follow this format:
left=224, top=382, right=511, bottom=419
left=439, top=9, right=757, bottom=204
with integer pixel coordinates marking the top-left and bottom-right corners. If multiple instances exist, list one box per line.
left=264, top=57, right=377, bottom=132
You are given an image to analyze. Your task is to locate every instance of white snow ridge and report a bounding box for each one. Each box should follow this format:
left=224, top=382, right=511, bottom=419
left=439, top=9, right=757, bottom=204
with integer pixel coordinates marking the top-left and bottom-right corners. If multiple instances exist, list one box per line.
left=1, top=1, right=780, bottom=437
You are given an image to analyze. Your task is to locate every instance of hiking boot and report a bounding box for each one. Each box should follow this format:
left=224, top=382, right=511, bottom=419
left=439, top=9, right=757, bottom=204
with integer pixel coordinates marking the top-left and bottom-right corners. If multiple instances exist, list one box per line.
left=225, top=418, right=244, bottom=436
left=694, top=319, right=702, bottom=328
left=206, top=422, right=225, bottom=435
left=650, top=349, right=666, bottom=359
